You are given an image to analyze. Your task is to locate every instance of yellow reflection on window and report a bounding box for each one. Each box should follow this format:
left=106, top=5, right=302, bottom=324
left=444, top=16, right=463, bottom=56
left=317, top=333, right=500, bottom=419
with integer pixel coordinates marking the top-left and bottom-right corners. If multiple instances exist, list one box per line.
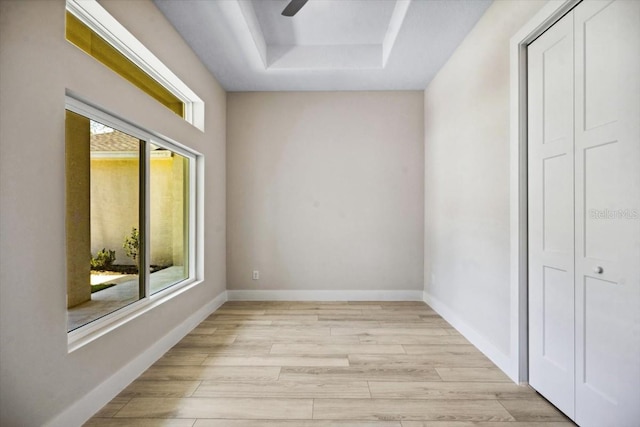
left=66, top=11, right=184, bottom=118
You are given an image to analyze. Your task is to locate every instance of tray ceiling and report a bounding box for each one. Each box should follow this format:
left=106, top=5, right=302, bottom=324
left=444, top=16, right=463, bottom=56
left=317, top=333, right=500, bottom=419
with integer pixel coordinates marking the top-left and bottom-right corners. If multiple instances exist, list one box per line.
left=154, top=0, right=492, bottom=91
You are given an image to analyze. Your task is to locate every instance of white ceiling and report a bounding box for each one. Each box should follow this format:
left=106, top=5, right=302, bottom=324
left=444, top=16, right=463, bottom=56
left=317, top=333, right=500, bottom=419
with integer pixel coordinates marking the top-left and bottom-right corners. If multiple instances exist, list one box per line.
left=153, top=0, right=492, bottom=91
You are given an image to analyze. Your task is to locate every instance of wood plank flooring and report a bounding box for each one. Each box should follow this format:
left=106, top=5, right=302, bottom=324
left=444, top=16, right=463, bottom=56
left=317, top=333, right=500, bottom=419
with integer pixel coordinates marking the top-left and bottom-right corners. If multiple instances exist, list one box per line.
left=85, top=301, right=574, bottom=426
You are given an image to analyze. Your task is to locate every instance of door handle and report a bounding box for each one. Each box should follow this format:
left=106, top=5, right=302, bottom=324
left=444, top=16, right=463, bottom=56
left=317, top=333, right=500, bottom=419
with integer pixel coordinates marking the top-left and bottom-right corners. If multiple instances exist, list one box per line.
left=594, top=266, right=604, bottom=274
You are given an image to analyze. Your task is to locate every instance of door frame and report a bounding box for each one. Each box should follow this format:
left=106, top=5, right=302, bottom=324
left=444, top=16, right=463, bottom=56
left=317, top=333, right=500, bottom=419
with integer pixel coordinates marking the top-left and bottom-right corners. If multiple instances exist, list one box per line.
left=508, top=0, right=581, bottom=383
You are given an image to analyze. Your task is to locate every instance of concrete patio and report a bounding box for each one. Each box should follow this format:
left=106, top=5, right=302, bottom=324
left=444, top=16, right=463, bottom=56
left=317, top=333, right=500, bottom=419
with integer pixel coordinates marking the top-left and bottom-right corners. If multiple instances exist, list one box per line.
left=67, top=266, right=187, bottom=331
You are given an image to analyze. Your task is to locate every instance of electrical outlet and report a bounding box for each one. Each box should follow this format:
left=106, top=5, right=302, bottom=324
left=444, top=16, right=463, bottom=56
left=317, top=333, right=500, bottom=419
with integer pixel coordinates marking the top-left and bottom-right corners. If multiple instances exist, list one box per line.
left=252, top=270, right=259, bottom=280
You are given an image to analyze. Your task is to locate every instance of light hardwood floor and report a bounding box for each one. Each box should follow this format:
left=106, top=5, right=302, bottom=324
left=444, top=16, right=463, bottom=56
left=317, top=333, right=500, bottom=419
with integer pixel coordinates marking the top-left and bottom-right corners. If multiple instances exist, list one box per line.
left=85, top=301, right=574, bottom=426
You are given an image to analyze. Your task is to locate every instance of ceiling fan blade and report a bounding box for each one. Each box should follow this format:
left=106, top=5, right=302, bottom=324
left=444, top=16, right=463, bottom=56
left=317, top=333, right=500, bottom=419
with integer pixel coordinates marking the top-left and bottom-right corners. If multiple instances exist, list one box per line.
left=282, top=0, right=308, bottom=17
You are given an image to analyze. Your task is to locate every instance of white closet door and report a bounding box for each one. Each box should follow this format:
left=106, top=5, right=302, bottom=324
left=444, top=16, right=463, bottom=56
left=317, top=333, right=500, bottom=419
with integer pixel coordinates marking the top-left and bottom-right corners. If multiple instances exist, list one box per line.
left=527, top=11, right=576, bottom=418
left=574, top=1, right=640, bottom=426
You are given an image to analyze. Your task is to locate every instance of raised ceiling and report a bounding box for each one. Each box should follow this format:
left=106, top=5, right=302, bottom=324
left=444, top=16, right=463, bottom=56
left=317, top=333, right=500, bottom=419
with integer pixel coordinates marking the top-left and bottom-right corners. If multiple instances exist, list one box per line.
left=154, top=0, right=492, bottom=91
left=253, top=0, right=396, bottom=46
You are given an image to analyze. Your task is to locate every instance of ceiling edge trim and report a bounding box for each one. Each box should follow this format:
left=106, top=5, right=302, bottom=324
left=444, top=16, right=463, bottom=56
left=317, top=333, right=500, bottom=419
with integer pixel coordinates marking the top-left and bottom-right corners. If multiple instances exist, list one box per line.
left=236, top=0, right=268, bottom=68
left=382, top=0, right=412, bottom=67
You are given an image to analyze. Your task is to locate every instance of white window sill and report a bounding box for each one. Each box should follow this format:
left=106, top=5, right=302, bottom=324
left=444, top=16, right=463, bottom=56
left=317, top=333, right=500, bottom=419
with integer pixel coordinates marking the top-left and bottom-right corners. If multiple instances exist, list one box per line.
left=68, top=278, right=203, bottom=352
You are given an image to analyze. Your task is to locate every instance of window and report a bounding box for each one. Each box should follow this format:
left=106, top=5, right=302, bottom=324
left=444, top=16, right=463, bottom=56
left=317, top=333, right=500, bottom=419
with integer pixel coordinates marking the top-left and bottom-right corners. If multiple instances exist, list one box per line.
left=66, top=11, right=185, bottom=117
left=66, top=98, right=199, bottom=342
left=65, top=0, right=205, bottom=131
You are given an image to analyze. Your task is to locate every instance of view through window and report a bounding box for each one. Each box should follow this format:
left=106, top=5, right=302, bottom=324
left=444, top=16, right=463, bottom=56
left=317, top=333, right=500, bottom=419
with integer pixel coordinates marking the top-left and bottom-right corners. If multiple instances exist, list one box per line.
left=66, top=108, right=191, bottom=332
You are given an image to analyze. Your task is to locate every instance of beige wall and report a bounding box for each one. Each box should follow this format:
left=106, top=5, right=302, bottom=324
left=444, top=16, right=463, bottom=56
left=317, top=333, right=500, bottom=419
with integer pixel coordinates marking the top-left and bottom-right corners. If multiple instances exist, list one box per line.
left=227, top=91, right=424, bottom=292
left=0, top=0, right=226, bottom=425
left=423, top=1, right=546, bottom=357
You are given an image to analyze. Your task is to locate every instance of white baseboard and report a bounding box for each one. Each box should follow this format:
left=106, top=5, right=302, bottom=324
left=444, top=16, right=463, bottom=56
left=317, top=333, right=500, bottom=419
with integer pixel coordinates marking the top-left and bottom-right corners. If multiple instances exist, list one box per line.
left=227, top=289, right=423, bottom=301
left=423, top=290, right=515, bottom=382
left=46, top=290, right=228, bottom=427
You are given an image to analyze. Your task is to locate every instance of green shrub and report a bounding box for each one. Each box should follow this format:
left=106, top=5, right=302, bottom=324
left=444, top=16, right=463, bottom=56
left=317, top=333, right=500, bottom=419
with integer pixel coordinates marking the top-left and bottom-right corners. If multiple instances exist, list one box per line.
left=90, top=248, right=116, bottom=270
left=123, top=227, right=140, bottom=263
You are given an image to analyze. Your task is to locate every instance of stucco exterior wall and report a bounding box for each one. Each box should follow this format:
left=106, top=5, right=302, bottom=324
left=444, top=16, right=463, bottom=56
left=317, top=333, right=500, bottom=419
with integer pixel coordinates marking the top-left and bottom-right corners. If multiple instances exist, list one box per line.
left=66, top=111, right=92, bottom=307
left=90, top=155, right=186, bottom=267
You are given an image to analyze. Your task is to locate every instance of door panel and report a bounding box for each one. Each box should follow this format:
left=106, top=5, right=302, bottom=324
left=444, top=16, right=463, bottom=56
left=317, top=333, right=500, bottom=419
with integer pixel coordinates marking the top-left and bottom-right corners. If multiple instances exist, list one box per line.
left=542, top=30, right=574, bottom=145
left=582, top=0, right=631, bottom=130
left=574, top=1, right=640, bottom=425
left=543, top=154, right=573, bottom=253
left=527, top=11, right=575, bottom=418
left=583, top=275, right=625, bottom=403
left=542, top=266, right=574, bottom=368
left=584, top=141, right=624, bottom=260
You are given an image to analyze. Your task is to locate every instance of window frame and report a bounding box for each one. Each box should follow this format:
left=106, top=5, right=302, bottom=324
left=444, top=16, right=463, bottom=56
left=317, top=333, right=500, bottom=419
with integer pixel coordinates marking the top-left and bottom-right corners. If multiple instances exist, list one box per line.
left=66, top=96, right=202, bottom=351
